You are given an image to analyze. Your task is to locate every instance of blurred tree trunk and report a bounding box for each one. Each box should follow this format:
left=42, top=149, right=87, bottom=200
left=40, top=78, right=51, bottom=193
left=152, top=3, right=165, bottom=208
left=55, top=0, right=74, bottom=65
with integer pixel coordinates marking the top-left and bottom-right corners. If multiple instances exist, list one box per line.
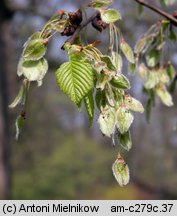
left=0, top=0, right=13, bottom=199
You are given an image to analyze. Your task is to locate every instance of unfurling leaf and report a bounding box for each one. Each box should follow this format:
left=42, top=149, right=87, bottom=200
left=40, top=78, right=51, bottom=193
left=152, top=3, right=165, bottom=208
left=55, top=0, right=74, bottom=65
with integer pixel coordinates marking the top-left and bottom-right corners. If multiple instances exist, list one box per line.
left=110, top=74, right=130, bottom=90
left=124, top=95, right=144, bottom=113
left=167, top=63, right=176, bottom=80
left=101, top=9, right=121, bottom=24
left=98, top=106, right=116, bottom=137
left=56, top=55, right=94, bottom=105
left=112, top=155, right=130, bottom=187
left=146, top=49, right=160, bottom=67
left=84, top=90, right=94, bottom=125
left=9, top=85, right=25, bottom=108
left=135, top=35, right=155, bottom=55
left=111, top=52, right=122, bottom=73
left=169, top=78, right=177, bottom=93
left=96, top=74, right=110, bottom=90
left=101, top=55, right=116, bottom=71
left=15, top=115, right=25, bottom=140
left=23, top=32, right=41, bottom=48
left=120, top=39, right=135, bottom=64
left=95, top=90, right=106, bottom=110
left=144, top=69, right=159, bottom=89
left=49, top=20, right=67, bottom=32
left=135, top=37, right=148, bottom=55
left=106, top=88, right=115, bottom=107
left=137, top=63, right=148, bottom=82
left=18, top=58, right=48, bottom=86
left=169, top=30, right=177, bottom=41
left=128, top=63, right=136, bottom=75
left=119, top=130, right=132, bottom=151
left=117, top=107, right=134, bottom=134
left=156, top=85, right=174, bottom=107
left=94, top=61, right=107, bottom=74
left=23, top=38, right=47, bottom=61
left=158, top=68, right=170, bottom=84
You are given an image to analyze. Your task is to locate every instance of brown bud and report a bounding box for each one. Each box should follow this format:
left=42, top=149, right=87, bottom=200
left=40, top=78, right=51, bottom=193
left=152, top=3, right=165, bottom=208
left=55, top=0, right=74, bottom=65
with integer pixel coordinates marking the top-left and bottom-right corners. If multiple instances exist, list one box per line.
left=69, top=9, right=82, bottom=25
left=61, top=25, right=77, bottom=36
left=20, top=111, right=26, bottom=120
left=172, top=11, right=177, bottom=19
left=92, top=14, right=108, bottom=32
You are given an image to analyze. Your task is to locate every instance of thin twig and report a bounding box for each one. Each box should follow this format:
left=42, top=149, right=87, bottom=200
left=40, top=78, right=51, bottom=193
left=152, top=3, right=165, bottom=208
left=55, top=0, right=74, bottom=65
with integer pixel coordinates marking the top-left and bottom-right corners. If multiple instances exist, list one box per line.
left=66, top=11, right=99, bottom=45
left=133, top=0, right=177, bottom=26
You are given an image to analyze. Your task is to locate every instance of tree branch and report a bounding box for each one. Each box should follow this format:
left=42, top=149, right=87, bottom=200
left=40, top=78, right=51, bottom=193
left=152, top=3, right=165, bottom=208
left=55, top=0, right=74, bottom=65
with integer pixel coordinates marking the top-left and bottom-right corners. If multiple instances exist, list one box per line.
left=66, top=11, right=99, bottom=45
left=133, top=0, right=177, bottom=26
left=64, top=0, right=177, bottom=47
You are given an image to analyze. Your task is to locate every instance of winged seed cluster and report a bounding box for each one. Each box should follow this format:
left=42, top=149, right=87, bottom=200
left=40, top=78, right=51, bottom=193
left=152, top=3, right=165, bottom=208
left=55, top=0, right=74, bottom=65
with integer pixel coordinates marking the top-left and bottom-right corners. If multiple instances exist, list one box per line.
left=135, top=20, right=175, bottom=122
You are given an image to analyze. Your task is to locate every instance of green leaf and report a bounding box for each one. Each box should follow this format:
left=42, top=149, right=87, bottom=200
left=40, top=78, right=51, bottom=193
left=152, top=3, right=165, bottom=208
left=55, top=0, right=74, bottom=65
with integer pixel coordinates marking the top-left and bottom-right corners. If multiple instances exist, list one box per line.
left=23, top=32, right=41, bottom=48
left=88, top=0, right=113, bottom=8
left=135, top=37, right=147, bottom=55
left=98, top=106, right=116, bottom=137
left=101, top=55, right=116, bottom=71
left=112, top=155, right=130, bottom=187
left=158, top=68, right=170, bottom=84
left=120, top=39, right=135, bottom=64
left=137, top=63, right=148, bottom=82
left=76, top=100, right=82, bottom=111
left=128, top=63, right=136, bottom=75
left=68, top=44, right=82, bottom=55
left=135, top=34, right=156, bottom=56
left=105, top=89, right=115, bottom=107
left=119, top=131, right=132, bottom=151
left=96, top=74, right=110, bottom=90
left=94, top=61, right=107, bottom=75
left=124, top=95, right=144, bottom=113
left=134, top=36, right=152, bottom=55
left=56, top=55, right=94, bottom=105
left=9, top=85, right=25, bottom=108
left=156, top=85, right=174, bottom=107
left=95, top=90, right=106, bottom=110
left=156, top=41, right=166, bottom=51
left=110, top=74, right=130, bottom=90
left=143, top=88, right=156, bottom=106
left=23, top=38, right=47, bottom=61
left=160, top=0, right=176, bottom=5
left=111, top=52, right=122, bottom=73
left=101, top=9, right=121, bottom=24
left=51, top=20, right=67, bottom=32
left=146, top=49, right=160, bottom=67
left=138, top=4, right=144, bottom=15
left=84, top=90, right=94, bottom=125
left=144, top=69, right=159, bottom=89
left=117, top=107, right=134, bottom=134
left=15, top=115, right=25, bottom=140
left=161, top=20, right=170, bottom=31
left=169, top=78, right=177, bottom=93
left=169, top=30, right=177, bottom=41
left=18, top=58, right=48, bottom=86
left=48, top=13, right=61, bottom=22
left=167, top=63, right=175, bottom=80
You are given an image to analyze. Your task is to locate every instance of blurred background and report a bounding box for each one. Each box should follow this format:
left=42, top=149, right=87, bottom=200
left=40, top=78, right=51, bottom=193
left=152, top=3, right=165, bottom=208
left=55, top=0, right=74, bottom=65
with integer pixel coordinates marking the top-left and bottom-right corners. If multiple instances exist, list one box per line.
left=0, top=0, right=177, bottom=200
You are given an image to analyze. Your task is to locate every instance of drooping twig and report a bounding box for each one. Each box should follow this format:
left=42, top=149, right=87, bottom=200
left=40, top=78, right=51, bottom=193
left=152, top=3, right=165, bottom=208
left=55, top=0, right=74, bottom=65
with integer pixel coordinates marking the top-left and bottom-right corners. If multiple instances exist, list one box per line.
left=133, top=0, right=177, bottom=26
